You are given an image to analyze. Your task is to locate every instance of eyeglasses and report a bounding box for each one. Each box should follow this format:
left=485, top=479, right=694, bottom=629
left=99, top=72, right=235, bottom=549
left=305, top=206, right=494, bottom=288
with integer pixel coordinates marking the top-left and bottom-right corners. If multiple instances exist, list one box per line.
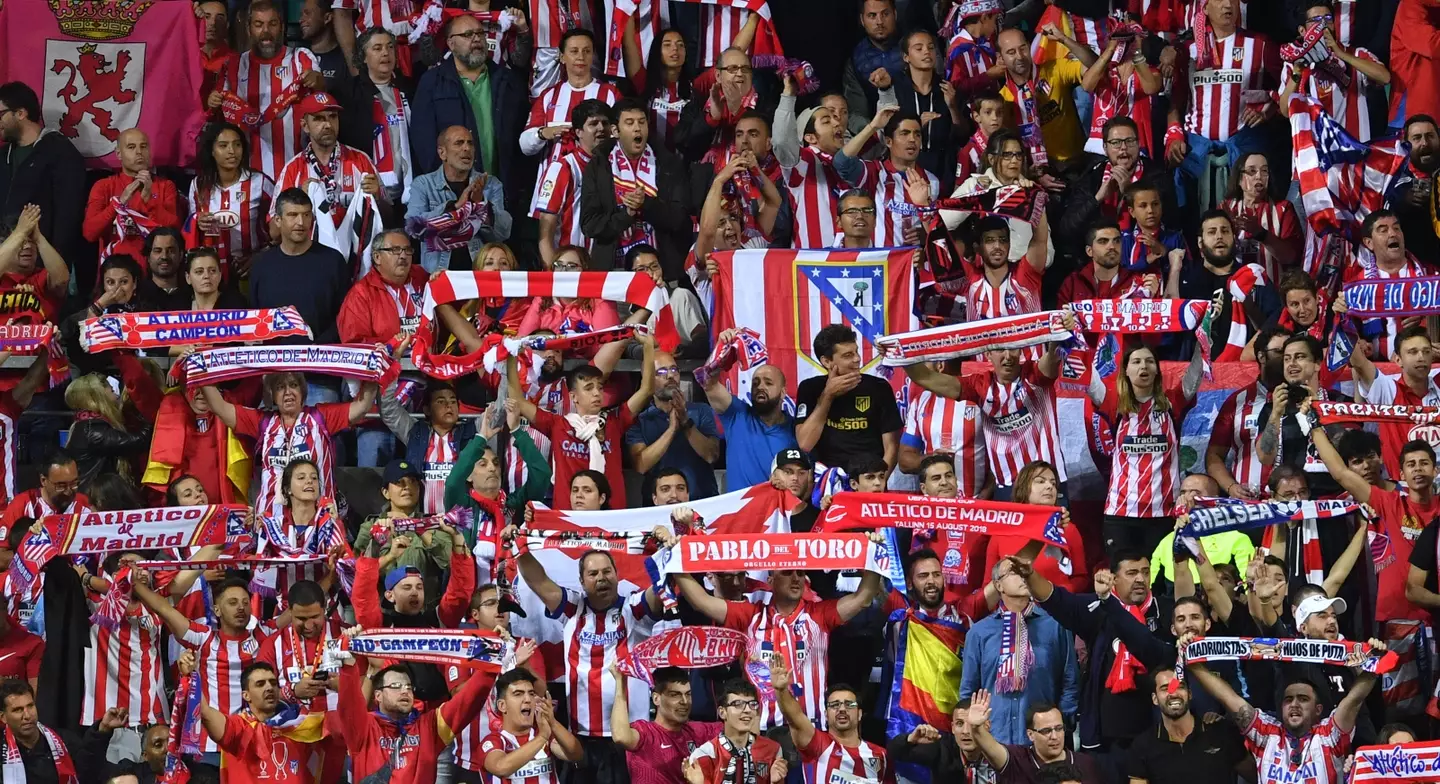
left=448, top=30, right=487, bottom=41
left=723, top=699, right=760, bottom=711
left=633, top=262, right=661, bottom=274
left=553, top=261, right=583, bottom=271
left=997, top=150, right=1026, bottom=160
left=656, top=366, right=682, bottom=377
left=1029, top=725, right=1065, bottom=737
left=719, top=65, right=753, bottom=75
left=380, top=683, right=414, bottom=692
left=826, top=700, right=860, bottom=710
left=375, top=246, right=414, bottom=256
left=1104, top=137, right=1139, bottom=148
left=45, top=480, right=80, bottom=492
left=1242, top=167, right=1269, bottom=176
left=1306, top=13, right=1333, bottom=22
left=840, top=207, right=876, bottom=217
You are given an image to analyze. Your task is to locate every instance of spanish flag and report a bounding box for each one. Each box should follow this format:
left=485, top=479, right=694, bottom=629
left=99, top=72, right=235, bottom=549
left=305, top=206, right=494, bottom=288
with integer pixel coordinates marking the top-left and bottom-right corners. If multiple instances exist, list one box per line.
left=143, top=391, right=251, bottom=504
left=884, top=607, right=966, bottom=783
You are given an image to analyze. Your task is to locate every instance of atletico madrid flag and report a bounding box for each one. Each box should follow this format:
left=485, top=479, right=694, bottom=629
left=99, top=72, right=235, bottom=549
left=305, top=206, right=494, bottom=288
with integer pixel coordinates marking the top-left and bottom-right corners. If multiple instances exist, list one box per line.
left=709, top=248, right=919, bottom=398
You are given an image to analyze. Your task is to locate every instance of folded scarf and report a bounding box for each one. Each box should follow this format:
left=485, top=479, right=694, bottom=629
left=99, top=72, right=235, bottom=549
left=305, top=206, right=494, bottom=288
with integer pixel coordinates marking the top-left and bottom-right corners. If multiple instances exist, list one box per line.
left=877, top=311, right=1075, bottom=366
left=160, top=671, right=200, bottom=784
left=1341, top=276, right=1440, bottom=318
left=0, top=324, right=55, bottom=354
left=616, top=626, right=748, bottom=686
left=516, top=529, right=652, bottom=556
left=404, top=200, right=491, bottom=252
left=82, top=307, right=312, bottom=352
left=564, top=412, right=607, bottom=471
left=218, top=80, right=305, bottom=130
left=103, top=197, right=160, bottom=259
left=177, top=343, right=399, bottom=388
left=1106, top=595, right=1153, bottom=691
left=3, top=724, right=77, bottom=784
left=1183, top=636, right=1399, bottom=675
left=610, top=143, right=660, bottom=253
left=344, top=628, right=506, bottom=671
left=995, top=602, right=1035, bottom=693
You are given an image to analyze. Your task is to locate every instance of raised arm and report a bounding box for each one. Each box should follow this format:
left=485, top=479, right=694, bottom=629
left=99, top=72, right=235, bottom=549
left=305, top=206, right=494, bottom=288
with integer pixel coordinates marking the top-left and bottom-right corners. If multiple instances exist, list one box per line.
left=506, top=356, right=539, bottom=422
left=1194, top=541, right=1234, bottom=622
left=131, top=568, right=198, bottom=638
left=670, top=571, right=730, bottom=623
left=1041, top=24, right=1098, bottom=68
left=1323, top=517, right=1370, bottom=598
left=770, top=661, right=816, bottom=749
left=347, top=381, right=378, bottom=425
left=901, top=361, right=963, bottom=400
left=1305, top=404, right=1370, bottom=503
left=626, top=332, right=657, bottom=416
left=1026, top=211, right=1050, bottom=271
left=608, top=663, right=641, bottom=750
left=516, top=539, right=565, bottom=613
left=1185, top=657, right=1255, bottom=721
left=1036, top=311, right=1078, bottom=379
left=701, top=331, right=738, bottom=413
left=1334, top=663, right=1382, bottom=733
left=965, top=690, right=1011, bottom=772
left=835, top=568, right=881, bottom=622
left=198, top=384, right=238, bottom=428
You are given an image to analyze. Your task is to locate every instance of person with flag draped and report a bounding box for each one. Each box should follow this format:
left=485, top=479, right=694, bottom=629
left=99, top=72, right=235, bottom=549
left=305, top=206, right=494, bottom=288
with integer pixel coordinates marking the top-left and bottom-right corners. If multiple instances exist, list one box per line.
left=81, top=129, right=181, bottom=272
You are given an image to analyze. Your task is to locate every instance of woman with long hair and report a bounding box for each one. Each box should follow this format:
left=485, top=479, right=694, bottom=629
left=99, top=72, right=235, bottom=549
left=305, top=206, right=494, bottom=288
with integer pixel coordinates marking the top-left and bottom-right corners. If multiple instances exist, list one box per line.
left=516, top=245, right=620, bottom=350
left=65, top=372, right=152, bottom=487
left=626, top=27, right=693, bottom=152
left=187, top=121, right=274, bottom=281
left=983, top=460, right=1087, bottom=592
left=944, top=129, right=1050, bottom=263
left=1086, top=340, right=1206, bottom=560
left=353, top=459, right=462, bottom=599
left=893, top=30, right=959, bottom=191
left=1219, top=151, right=1302, bottom=279
left=252, top=458, right=332, bottom=597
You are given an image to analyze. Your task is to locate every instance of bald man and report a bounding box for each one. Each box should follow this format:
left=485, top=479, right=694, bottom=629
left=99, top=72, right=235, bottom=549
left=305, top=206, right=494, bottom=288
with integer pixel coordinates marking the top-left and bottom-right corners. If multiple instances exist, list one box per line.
left=627, top=349, right=723, bottom=498
left=697, top=341, right=797, bottom=489
left=407, top=124, right=514, bottom=272
left=82, top=128, right=180, bottom=270
left=994, top=25, right=1094, bottom=170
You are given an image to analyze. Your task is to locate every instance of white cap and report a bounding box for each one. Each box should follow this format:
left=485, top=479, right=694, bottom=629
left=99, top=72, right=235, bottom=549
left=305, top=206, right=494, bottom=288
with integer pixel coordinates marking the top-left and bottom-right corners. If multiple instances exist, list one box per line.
left=1294, top=594, right=1347, bottom=628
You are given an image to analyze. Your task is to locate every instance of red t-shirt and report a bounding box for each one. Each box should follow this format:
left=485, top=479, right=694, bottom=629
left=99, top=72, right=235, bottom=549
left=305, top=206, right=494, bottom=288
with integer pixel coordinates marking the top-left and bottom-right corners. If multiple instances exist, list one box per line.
left=533, top=406, right=637, bottom=510
left=1368, top=485, right=1439, bottom=622
left=218, top=713, right=318, bottom=784
left=0, top=624, right=42, bottom=682
left=628, top=720, right=724, bottom=784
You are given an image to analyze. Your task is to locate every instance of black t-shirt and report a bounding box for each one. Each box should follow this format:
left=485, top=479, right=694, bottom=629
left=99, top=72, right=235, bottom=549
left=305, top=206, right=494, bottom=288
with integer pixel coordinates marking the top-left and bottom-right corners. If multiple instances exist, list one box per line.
left=1126, top=717, right=1247, bottom=784
left=1178, top=260, right=1278, bottom=349
left=313, top=46, right=350, bottom=92
left=794, top=373, right=901, bottom=472
left=248, top=243, right=350, bottom=343
left=1410, top=519, right=1440, bottom=629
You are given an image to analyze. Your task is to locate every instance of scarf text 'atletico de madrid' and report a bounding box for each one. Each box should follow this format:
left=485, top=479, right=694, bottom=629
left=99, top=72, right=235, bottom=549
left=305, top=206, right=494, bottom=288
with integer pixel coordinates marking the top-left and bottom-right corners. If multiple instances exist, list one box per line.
left=817, top=491, right=1070, bottom=550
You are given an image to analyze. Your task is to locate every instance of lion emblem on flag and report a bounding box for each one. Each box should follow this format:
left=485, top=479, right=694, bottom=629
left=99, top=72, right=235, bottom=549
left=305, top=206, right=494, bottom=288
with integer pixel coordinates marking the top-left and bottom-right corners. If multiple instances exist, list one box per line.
left=43, top=41, right=144, bottom=158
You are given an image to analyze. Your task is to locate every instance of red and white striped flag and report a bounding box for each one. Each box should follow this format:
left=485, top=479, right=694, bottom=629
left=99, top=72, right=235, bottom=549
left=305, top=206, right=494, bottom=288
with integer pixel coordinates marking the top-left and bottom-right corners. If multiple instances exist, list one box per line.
left=1290, top=92, right=1407, bottom=241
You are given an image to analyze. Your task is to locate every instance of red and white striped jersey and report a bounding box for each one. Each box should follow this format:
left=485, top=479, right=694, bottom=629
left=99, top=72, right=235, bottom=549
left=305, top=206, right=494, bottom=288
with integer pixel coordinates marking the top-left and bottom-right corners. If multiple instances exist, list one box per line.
left=522, top=81, right=621, bottom=211
left=1280, top=49, right=1378, bottom=141
left=1181, top=31, right=1280, bottom=143
left=945, top=28, right=995, bottom=86
left=187, top=171, right=274, bottom=279
left=955, top=132, right=986, bottom=184
left=258, top=621, right=344, bottom=713
left=479, top=728, right=561, bottom=784
left=786, top=147, right=846, bottom=249
left=182, top=619, right=278, bottom=753
left=1244, top=711, right=1350, bottom=784
left=1085, top=68, right=1154, bottom=156
left=698, top=5, right=752, bottom=68
left=902, top=387, right=988, bottom=499
left=271, top=144, right=382, bottom=227
left=218, top=47, right=321, bottom=181
left=506, top=425, right=553, bottom=496
left=552, top=588, right=659, bottom=736
left=648, top=84, right=688, bottom=152
left=852, top=160, right=939, bottom=248
left=1333, top=0, right=1357, bottom=46
left=527, top=377, right=572, bottom=416
left=723, top=598, right=843, bottom=730
left=1341, top=255, right=1439, bottom=357
left=1210, top=381, right=1270, bottom=494
left=421, top=429, right=460, bottom=516
left=691, top=736, right=784, bottom=784
left=530, top=0, right=591, bottom=49
left=1096, top=381, right=1190, bottom=518
left=799, top=729, right=892, bottom=784
left=335, top=0, right=423, bottom=36
left=533, top=149, right=592, bottom=251
left=956, top=366, right=1067, bottom=487
left=965, top=258, right=1043, bottom=320
left=233, top=404, right=353, bottom=521
left=83, top=599, right=166, bottom=726
left=1220, top=198, right=1302, bottom=281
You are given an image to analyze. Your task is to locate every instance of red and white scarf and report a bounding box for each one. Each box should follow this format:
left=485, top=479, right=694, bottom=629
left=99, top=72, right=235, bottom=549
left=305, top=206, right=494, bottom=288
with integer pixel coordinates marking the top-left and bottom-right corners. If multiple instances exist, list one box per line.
left=609, top=143, right=661, bottom=253
left=1005, top=76, right=1049, bottom=167
left=877, top=311, right=1076, bottom=365
left=218, top=80, right=306, bottom=129
left=3, top=725, right=77, bottom=784
left=370, top=85, right=412, bottom=196
left=404, top=200, right=490, bottom=252
left=81, top=307, right=312, bottom=352
left=1105, top=595, right=1153, bottom=692
left=616, top=626, right=748, bottom=685
left=105, top=197, right=160, bottom=259
left=0, top=324, right=54, bottom=354
left=177, top=344, right=400, bottom=389
left=995, top=602, right=1035, bottom=693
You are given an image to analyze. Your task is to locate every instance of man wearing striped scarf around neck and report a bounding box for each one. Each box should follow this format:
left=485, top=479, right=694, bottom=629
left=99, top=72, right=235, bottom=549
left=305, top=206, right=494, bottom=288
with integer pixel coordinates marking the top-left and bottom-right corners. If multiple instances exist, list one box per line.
left=1172, top=209, right=1278, bottom=362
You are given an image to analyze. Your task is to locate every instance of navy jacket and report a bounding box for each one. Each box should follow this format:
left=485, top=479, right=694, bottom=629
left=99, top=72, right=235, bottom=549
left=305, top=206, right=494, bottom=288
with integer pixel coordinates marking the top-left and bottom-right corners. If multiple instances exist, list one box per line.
left=402, top=416, right=478, bottom=473
left=410, top=58, right=526, bottom=202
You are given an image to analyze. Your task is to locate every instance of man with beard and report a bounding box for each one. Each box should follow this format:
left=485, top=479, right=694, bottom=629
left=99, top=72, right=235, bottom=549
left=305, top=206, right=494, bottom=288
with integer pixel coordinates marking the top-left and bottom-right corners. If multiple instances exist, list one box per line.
left=582, top=98, right=693, bottom=274
left=835, top=110, right=942, bottom=247
left=966, top=691, right=1098, bottom=783
left=1126, top=669, right=1247, bottom=784
left=1349, top=324, right=1440, bottom=473
left=185, top=657, right=326, bottom=784
left=83, top=128, right=181, bottom=269
left=611, top=665, right=722, bottom=784
left=775, top=74, right=851, bottom=248
left=135, top=228, right=189, bottom=312
left=411, top=13, right=526, bottom=185
left=0, top=83, right=85, bottom=277
left=210, top=0, right=325, bottom=181
left=1015, top=551, right=1166, bottom=783
left=409, top=125, right=513, bottom=274
left=1175, top=209, right=1278, bottom=361
left=627, top=350, right=721, bottom=499
left=1207, top=327, right=1288, bottom=500
left=1390, top=116, right=1440, bottom=261
left=271, top=92, right=388, bottom=239
left=702, top=358, right=794, bottom=490
left=1057, top=220, right=1158, bottom=304
left=299, top=0, right=349, bottom=94
left=771, top=661, right=890, bottom=784
left=1341, top=211, right=1438, bottom=359
left=886, top=698, right=999, bottom=784
left=536, top=100, right=613, bottom=267
left=960, top=199, right=1051, bottom=320
left=1184, top=629, right=1384, bottom=784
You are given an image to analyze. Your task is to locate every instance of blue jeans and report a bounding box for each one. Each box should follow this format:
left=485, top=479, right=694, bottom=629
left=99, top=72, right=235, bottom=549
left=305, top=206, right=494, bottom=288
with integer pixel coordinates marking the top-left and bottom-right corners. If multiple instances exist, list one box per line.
left=1174, top=127, right=1267, bottom=208
left=305, top=381, right=341, bottom=405
left=355, top=428, right=395, bottom=468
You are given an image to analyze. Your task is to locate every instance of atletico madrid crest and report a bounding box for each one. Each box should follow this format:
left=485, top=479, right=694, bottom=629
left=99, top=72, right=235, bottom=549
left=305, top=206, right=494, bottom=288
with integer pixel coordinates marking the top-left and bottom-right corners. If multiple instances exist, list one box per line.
left=793, top=259, right=890, bottom=373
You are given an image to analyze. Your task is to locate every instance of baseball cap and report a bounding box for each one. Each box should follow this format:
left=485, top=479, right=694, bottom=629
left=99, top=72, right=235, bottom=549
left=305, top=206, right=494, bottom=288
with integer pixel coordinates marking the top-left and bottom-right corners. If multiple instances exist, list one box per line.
left=796, top=107, right=818, bottom=145
left=384, top=565, right=422, bottom=591
left=1293, top=594, right=1346, bottom=628
left=773, top=448, right=812, bottom=472
left=383, top=458, right=422, bottom=485
left=297, top=92, right=343, bottom=117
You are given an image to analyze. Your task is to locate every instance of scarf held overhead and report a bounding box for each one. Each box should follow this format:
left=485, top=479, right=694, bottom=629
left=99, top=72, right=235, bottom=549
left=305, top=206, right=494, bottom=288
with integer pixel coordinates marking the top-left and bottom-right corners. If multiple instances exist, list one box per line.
left=877, top=311, right=1075, bottom=366
left=81, top=307, right=313, bottom=352
left=615, top=626, right=749, bottom=685
left=33, top=504, right=237, bottom=556
left=177, top=344, right=399, bottom=388
left=343, top=628, right=507, bottom=671
left=652, top=533, right=904, bottom=587
left=1313, top=401, right=1440, bottom=426
left=818, top=491, right=1069, bottom=549
left=1341, top=276, right=1440, bottom=318
left=1183, top=636, right=1399, bottom=675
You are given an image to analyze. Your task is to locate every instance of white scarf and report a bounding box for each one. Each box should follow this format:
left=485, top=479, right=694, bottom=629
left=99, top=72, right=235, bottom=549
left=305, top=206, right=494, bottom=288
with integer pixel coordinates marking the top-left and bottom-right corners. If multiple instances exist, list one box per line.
left=563, top=412, right=607, bottom=471
left=309, top=181, right=383, bottom=278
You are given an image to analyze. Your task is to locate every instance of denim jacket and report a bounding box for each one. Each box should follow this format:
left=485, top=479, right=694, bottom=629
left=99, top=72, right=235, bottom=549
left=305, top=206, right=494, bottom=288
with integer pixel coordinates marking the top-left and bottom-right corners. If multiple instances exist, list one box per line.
left=408, top=167, right=513, bottom=272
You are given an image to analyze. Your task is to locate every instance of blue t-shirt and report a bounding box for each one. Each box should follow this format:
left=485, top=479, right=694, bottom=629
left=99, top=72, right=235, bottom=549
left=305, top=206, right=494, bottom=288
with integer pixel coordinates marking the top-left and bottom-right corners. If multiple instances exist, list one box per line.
left=717, top=398, right=797, bottom=489
left=625, top=402, right=722, bottom=499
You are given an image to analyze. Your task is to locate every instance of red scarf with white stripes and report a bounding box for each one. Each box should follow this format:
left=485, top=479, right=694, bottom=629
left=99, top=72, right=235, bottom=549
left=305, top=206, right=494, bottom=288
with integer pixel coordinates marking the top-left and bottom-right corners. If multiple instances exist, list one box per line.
left=1006, top=76, right=1049, bottom=167
left=105, top=196, right=160, bottom=259
left=1105, top=594, right=1152, bottom=691
left=609, top=143, right=661, bottom=252
left=1100, top=157, right=1146, bottom=216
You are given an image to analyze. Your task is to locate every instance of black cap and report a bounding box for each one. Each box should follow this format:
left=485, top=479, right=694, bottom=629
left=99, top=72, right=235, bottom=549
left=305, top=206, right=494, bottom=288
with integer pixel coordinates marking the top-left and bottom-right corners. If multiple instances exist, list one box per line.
left=774, top=448, right=812, bottom=471
left=383, top=458, right=422, bottom=485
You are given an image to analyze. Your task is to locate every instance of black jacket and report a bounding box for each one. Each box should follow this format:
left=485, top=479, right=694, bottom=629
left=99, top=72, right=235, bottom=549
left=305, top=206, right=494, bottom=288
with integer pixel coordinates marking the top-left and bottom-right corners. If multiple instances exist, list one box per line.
left=69, top=418, right=152, bottom=488
left=673, top=76, right=779, bottom=163
left=580, top=140, right=692, bottom=276
left=0, top=130, right=86, bottom=265
left=410, top=58, right=526, bottom=204
left=339, top=71, right=417, bottom=161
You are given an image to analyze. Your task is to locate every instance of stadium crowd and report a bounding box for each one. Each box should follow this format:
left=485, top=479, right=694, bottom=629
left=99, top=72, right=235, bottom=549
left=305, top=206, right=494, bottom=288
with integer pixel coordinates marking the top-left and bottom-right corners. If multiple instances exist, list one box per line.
left=2, top=0, right=1440, bottom=782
